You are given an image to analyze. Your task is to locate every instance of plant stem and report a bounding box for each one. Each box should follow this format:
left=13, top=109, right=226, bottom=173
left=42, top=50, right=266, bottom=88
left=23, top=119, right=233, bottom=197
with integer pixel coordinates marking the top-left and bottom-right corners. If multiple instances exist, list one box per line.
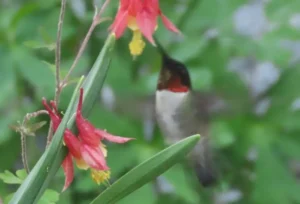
left=23, top=110, right=48, bottom=125
left=55, top=0, right=67, bottom=104
left=20, top=110, right=48, bottom=173
left=20, top=131, right=29, bottom=174
left=61, top=0, right=111, bottom=87
left=47, top=0, right=67, bottom=146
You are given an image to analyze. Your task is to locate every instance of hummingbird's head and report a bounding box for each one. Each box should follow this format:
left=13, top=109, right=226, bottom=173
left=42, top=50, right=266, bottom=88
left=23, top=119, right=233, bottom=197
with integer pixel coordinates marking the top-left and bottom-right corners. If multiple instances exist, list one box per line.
left=157, top=54, right=192, bottom=93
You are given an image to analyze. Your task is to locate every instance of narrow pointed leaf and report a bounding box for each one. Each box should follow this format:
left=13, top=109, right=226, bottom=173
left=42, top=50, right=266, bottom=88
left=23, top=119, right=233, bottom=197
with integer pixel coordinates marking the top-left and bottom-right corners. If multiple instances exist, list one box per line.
left=90, top=134, right=201, bottom=204
left=79, top=34, right=116, bottom=116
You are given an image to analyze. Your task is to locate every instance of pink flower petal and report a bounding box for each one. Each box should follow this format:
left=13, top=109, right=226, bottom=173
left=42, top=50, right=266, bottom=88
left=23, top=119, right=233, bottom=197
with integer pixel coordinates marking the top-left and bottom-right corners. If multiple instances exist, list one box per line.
left=77, top=88, right=84, bottom=113
left=136, top=8, right=157, bottom=45
left=42, top=99, right=61, bottom=131
left=76, top=89, right=100, bottom=146
left=95, top=129, right=134, bottom=143
left=50, top=100, right=60, bottom=116
left=127, top=0, right=142, bottom=15
left=109, top=9, right=129, bottom=38
left=80, top=144, right=109, bottom=171
left=64, top=130, right=82, bottom=159
left=76, top=120, right=100, bottom=146
left=160, top=14, right=180, bottom=34
left=120, top=0, right=130, bottom=7
left=62, top=153, right=74, bottom=192
left=144, top=0, right=159, bottom=13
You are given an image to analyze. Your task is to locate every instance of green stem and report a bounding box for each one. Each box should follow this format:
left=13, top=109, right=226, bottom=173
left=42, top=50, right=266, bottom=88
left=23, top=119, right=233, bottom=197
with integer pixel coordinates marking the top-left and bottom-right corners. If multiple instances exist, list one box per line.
left=20, top=131, right=29, bottom=173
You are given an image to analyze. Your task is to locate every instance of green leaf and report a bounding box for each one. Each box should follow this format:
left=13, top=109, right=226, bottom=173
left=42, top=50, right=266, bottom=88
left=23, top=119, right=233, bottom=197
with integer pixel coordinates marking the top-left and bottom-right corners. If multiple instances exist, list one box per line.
left=10, top=34, right=115, bottom=204
left=23, top=40, right=55, bottom=51
left=15, top=169, right=28, bottom=181
left=9, top=2, right=39, bottom=31
left=164, top=165, right=200, bottom=203
left=170, top=37, right=208, bottom=62
left=252, top=145, right=300, bottom=204
left=6, top=189, right=59, bottom=204
left=41, top=61, right=68, bottom=81
left=0, top=52, right=18, bottom=143
left=5, top=193, right=15, bottom=204
left=42, top=60, right=56, bottom=73
left=14, top=48, right=55, bottom=99
left=38, top=189, right=59, bottom=204
left=90, top=134, right=201, bottom=204
left=0, top=170, right=23, bottom=184
left=190, top=68, right=213, bottom=91
left=211, top=121, right=235, bottom=148
left=117, top=184, right=155, bottom=204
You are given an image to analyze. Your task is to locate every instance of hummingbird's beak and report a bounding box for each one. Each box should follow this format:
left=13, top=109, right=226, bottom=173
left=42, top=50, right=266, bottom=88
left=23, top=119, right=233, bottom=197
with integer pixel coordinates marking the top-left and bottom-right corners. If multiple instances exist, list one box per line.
left=153, top=36, right=169, bottom=59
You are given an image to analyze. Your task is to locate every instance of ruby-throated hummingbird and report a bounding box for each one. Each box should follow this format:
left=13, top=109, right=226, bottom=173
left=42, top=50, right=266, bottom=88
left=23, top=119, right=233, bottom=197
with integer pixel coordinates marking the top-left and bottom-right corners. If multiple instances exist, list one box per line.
left=155, top=43, right=226, bottom=187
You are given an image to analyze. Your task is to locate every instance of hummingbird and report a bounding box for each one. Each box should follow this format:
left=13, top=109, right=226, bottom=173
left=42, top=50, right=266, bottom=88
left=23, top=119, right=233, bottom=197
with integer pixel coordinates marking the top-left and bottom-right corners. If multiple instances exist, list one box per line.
left=155, top=42, right=226, bottom=187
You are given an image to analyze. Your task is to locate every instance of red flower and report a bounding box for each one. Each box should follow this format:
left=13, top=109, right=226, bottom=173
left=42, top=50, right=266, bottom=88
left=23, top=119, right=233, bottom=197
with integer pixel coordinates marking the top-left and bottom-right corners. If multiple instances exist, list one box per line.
left=42, top=88, right=133, bottom=191
left=110, top=0, right=180, bottom=56
left=76, top=88, right=133, bottom=146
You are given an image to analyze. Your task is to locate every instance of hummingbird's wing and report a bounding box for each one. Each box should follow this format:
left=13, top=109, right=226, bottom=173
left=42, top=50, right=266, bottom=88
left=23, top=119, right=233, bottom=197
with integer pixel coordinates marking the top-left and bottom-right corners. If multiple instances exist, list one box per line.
left=114, top=94, right=155, bottom=120
left=100, top=92, right=156, bottom=141
left=109, top=92, right=227, bottom=120
left=102, top=91, right=228, bottom=140
left=192, top=91, right=229, bottom=119
left=188, top=92, right=228, bottom=187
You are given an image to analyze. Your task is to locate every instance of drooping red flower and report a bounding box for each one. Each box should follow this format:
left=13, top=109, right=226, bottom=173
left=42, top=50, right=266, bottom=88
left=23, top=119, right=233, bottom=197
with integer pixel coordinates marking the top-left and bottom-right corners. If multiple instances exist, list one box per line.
left=42, top=88, right=134, bottom=191
left=109, top=0, right=180, bottom=56
left=76, top=88, right=133, bottom=146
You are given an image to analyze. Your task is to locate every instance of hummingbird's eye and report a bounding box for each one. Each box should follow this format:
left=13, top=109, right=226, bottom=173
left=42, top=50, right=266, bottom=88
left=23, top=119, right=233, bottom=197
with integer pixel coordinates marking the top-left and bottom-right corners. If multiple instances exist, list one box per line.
left=178, top=65, right=187, bottom=74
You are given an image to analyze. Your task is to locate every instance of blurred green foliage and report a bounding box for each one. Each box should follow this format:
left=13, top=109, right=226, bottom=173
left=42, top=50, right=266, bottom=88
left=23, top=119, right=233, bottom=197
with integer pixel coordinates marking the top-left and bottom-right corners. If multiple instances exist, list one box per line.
left=1, top=0, right=300, bottom=203
left=0, top=169, right=60, bottom=204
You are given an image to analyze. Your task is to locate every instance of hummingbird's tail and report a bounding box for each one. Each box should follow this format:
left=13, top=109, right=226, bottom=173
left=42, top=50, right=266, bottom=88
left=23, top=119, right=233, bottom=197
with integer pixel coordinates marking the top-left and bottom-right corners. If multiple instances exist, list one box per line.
left=194, top=161, right=217, bottom=187
left=191, top=136, right=217, bottom=187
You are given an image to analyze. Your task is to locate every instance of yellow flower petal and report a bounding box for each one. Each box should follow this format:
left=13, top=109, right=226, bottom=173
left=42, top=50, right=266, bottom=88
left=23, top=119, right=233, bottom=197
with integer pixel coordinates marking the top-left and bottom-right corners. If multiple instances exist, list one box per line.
left=100, top=143, right=107, bottom=158
left=129, top=30, right=146, bottom=57
left=75, top=158, right=89, bottom=170
left=127, top=16, right=139, bottom=31
left=91, top=169, right=111, bottom=185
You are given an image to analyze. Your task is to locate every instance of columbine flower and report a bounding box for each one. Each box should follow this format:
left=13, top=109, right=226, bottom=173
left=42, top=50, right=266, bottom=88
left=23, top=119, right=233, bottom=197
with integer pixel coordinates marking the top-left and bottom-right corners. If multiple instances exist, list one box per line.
left=42, top=88, right=133, bottom=191
left=75, top=88, right=133, bottom=183
left=110, top=0, right=180, bottom=57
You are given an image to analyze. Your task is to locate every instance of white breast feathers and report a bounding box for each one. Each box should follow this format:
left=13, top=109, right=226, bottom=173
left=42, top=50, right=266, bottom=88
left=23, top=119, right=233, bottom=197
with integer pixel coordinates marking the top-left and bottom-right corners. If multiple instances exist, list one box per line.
left=155, top=90, right=189, bottom=143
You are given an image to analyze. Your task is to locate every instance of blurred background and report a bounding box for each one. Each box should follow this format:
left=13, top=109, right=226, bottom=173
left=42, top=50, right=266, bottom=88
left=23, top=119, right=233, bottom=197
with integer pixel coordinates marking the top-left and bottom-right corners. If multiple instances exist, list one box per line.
left=1, top=0, right=300, bottom=203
